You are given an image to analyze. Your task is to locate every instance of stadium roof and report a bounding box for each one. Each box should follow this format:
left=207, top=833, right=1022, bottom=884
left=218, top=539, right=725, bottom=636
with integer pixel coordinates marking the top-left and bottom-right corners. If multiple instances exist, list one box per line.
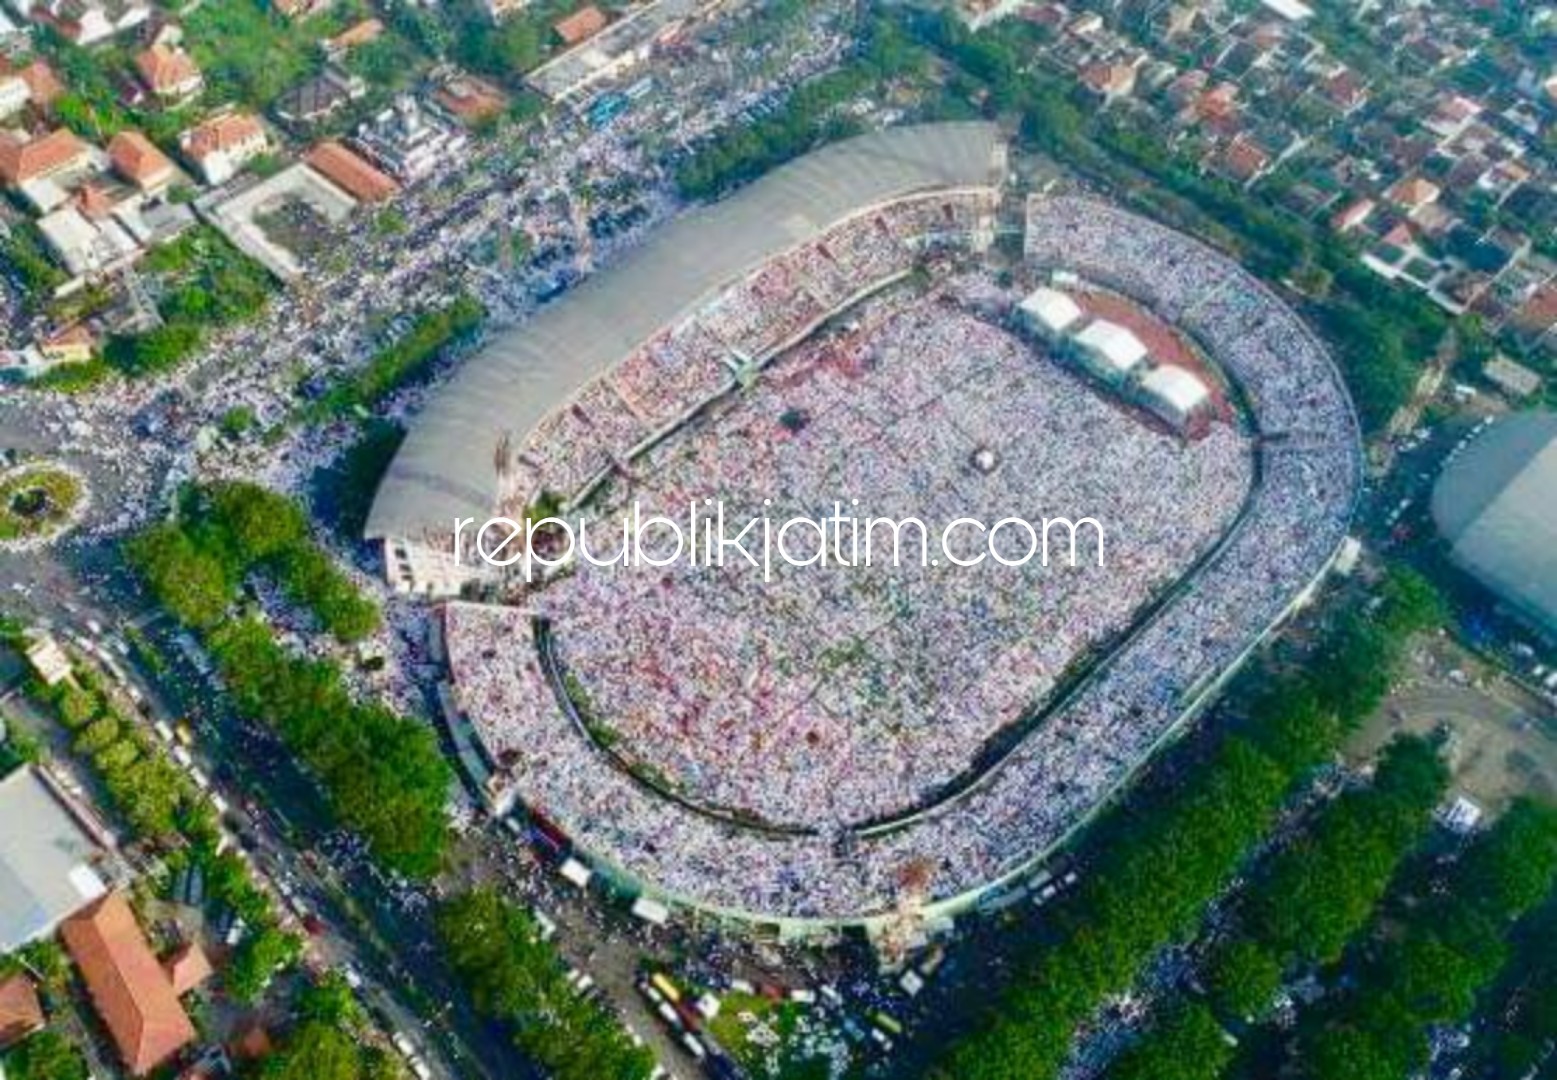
left=1431, top=411, right=1557, bottom=635
left=366, top=122, right=1006, bottom=541
left=0, top=766, right=109, bottom=952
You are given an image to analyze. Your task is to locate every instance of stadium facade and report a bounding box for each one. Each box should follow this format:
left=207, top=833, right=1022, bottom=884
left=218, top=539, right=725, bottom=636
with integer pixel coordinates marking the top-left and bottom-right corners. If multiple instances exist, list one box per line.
left=368, top=126, right=1362, bottom=939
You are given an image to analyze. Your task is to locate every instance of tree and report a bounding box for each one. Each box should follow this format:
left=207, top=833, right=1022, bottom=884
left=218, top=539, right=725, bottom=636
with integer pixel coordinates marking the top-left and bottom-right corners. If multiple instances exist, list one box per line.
left=2, top=1031, right=89, bottom=1080
left=261, top=1022, right=364, bottom=1080
left=205, top=482, right=307, bottom=563
left=297, top=973, right=362, bottom=1028
left=125, top=523, right=234, bottom=628
left=1108, top=1003, right=1233, bottom=1080
left=1205, top=940, right=1283, bottom=1021
left=438, top=889, right=655, bottom=1080
left=226, top=925, right=302, bottom=1003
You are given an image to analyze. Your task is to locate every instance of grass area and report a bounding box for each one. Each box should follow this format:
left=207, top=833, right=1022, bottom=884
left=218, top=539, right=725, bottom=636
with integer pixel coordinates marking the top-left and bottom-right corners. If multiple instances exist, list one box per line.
left=103, top=226, right=273, bottom=378
left=184, top=0, right=361, bottom=110
left=0, top=466, right=83, bottom=543
left=706, top=992, right=834, bottom=1080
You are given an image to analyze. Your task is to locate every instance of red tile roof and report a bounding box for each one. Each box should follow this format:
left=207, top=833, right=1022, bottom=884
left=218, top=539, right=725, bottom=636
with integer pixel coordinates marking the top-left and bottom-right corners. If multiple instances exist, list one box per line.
left=108, top=129, right=175, bottom=188
left=306, top=140, right=398, bottom=202
left=554, top=4, right=607, bottom=46
left=0, top=975, right=44, bottom=1051
left=60, top=894, right=196, bottom=1077
left=328, top=17, right=384, bottom=50
left=182, top=112, right=265, bottom=159
left=19, top=60, right=65, bottom=108
left=162, top=943, right=213, bottom=997
left=0, top=127, right=89, bottom=186
left=1386, top=175, right=1441, bottom=211
left=135, top=45, right=201, bottom=95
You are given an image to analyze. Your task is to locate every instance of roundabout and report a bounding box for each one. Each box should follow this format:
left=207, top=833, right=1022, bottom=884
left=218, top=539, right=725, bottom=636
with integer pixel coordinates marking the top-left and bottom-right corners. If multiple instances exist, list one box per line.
left=0, top=461, right=89, bottom=550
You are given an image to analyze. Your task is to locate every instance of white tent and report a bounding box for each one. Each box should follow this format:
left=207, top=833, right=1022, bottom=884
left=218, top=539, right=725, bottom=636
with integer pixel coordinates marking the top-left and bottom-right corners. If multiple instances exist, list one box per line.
left=630, top=895, right=670, bottom=926
left=1074, top=319, right=1148, bottom=380
left=1140, top=365, right=1210, bottom=429
left=1018, top=287, right=1082, bottom=338
left=558, top=857, right=593, bottom=888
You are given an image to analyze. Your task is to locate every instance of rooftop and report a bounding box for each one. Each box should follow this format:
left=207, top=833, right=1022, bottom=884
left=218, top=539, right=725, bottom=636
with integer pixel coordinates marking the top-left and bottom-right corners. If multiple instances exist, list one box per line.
left=0, top=766, right=109, bottom=952
left=1432, top=411, right=1557, bottom=635
left=365, top=122, right=1006, bottom=541
left=61, top=893, right=197, bottom=1076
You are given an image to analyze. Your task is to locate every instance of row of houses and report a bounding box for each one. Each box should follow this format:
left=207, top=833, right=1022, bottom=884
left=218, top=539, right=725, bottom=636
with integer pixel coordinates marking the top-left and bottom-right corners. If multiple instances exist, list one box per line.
left=973, top=0, right=1557, bottom=385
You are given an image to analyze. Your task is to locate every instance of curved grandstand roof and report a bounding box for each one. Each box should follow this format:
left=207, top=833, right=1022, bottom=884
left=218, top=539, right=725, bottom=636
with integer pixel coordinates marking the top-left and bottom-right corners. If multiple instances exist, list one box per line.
left=1432, top=411, right=1557, bottom=634
left=365, top=122, right=1006, bottom=541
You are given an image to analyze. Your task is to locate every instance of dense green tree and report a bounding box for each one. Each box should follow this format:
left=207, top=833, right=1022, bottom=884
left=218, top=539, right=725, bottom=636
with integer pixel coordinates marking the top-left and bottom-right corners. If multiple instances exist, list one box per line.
left=126, top=522, right=235, bottom=628
left=205, top=482, right=308, bottom=563
left=1204, top=939, right=1283, bottom=1021
left=260, top=1022, right=364, bottom=1080
left=2, top=1031, right=89, bottom=1080
left=438, top=889, right=656, bottom=1080
left=1109, top=1003, right=1233, bottom=1080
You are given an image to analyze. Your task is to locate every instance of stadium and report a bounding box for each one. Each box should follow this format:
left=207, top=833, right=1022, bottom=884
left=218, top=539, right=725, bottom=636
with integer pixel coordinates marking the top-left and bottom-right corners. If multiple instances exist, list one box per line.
left=365, top=124, right=1362, bottom=936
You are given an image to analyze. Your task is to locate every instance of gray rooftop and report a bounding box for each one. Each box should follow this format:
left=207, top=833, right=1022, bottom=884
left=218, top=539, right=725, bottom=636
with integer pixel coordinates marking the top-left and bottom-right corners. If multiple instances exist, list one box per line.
left=1431, top=411, right=1557, bottom=635
left=0, top=766, right=109, bottom=952
left=365, top=122, right=1006, bottom=542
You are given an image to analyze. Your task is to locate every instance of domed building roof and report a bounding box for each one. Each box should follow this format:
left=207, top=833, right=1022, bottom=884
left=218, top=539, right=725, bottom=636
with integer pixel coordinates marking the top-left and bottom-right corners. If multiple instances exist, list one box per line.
left=1431, top=411, right=1557, bottom=635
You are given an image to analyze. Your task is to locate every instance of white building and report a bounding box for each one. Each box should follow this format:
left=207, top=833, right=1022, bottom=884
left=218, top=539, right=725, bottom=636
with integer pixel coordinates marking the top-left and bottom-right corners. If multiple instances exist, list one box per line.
left=1139, top=365, right=1211, bottom=431
left=352, top=95, right=466, bottom=183
left=36, top=205, right=139, bottom=278
left=0, top=74, right=28, bottom=118
left=1073, top=318, right=1148, bottom=382
left=1018, top=286, right=1083, bottom=339
left=178, top=112, right=268, bottom=186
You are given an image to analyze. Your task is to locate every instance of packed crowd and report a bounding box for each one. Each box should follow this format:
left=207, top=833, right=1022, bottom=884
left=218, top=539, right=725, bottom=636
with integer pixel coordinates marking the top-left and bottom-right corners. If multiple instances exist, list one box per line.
left=497, top=190, right=1000, bottom=510
left=531, top=296, right=1250, bottom=829
left=436, top=197, right=1359, bottom=922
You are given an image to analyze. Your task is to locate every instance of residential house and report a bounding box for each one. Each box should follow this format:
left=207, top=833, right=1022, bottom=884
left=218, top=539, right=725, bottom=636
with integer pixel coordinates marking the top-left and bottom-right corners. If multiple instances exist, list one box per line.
left=274, top=65, right=365, bottom=129
left=0, top=127, right=91, bottom=189
left=0, top=975, right=43, bottom=1051
left=553, top=4, right=607, bottom=47
left=433, top=73, right=508, bottom=127
left=1384, top=175, right=1442, bottom=219
left=179, top=111, right=267, bottom=185
left=16, top=60, right=64, bottom=112
left=1214, top=133, right=1273, bottom=187
left=38, top=323, right=96, bottom=366
left=306, top=139, right=398, bottom=202
left=36, top=203, right=139, bottom=277
left=29, top=0, right=149, bottom=45
left=0, top=73, right=30, bottom=118
left=481, top=0, right=531, bottom=21
left=1331, top=196, right=1375, bottom=234
left=1079, top=60, right=1137, bottom=104
left=61, top=893, right=198, bottom=1076
left=108, top=129, right=176, bottom=192
left=321, top=16, right=382, bottom=59
left=134, top=44, right=203, bottom=102
left=270, top=0, right=332, bottom=17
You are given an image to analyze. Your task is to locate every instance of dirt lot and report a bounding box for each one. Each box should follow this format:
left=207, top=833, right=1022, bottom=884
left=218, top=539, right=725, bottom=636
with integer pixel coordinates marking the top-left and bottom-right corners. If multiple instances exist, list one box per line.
left=1350, top=633, right=1557, bottom=813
